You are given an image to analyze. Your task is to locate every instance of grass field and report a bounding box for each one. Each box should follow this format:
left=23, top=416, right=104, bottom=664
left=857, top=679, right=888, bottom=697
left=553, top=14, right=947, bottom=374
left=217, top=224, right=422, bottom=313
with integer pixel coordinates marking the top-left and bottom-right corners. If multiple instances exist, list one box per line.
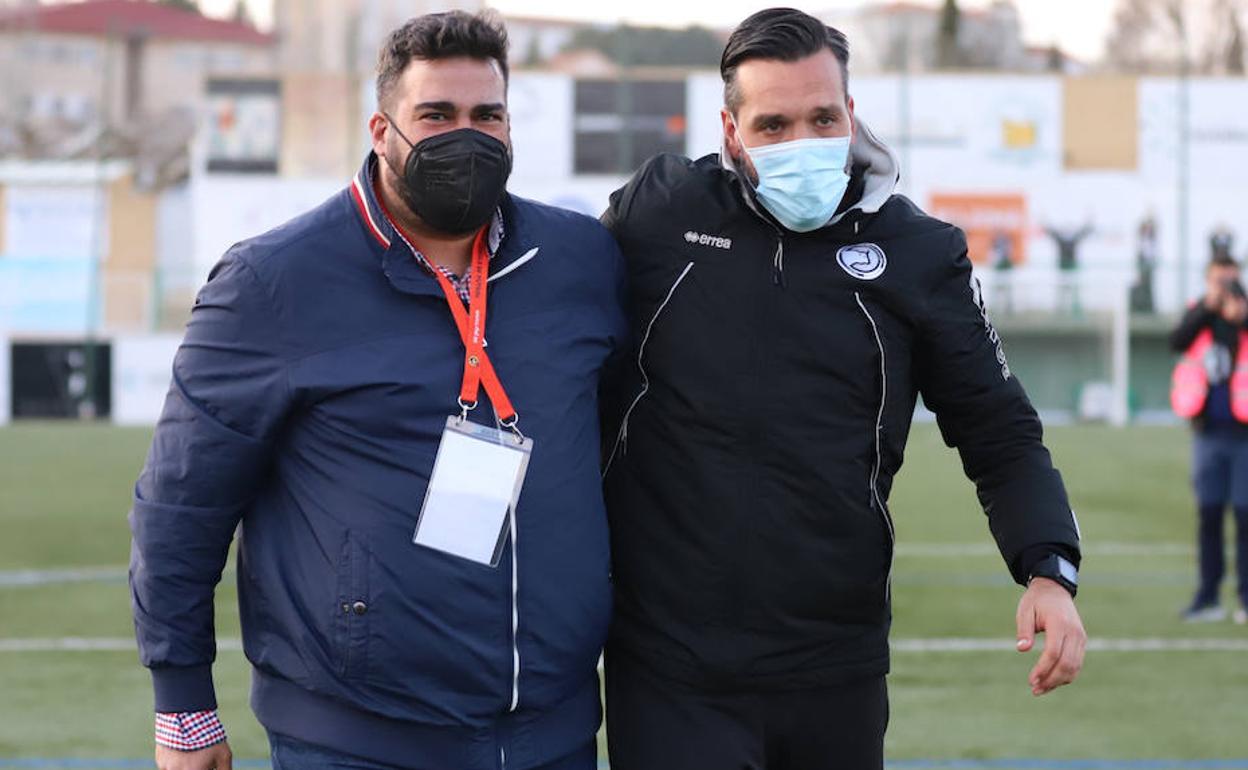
left=1, top=420, right=1246, bottom=769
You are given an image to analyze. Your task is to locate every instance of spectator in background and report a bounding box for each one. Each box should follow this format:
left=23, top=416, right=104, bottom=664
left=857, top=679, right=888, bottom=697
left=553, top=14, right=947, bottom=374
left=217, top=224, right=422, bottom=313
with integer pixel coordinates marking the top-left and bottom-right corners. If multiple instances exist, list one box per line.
left=1170, top=252, right=1248, bottom=625
left=1045, top=218, right=1094, bottom=315
left=1130, top=213, right=1158, bottom=314
left=1211, top=224, right=1235, bottom=263
left=991, top=229, right=1015, bottom=313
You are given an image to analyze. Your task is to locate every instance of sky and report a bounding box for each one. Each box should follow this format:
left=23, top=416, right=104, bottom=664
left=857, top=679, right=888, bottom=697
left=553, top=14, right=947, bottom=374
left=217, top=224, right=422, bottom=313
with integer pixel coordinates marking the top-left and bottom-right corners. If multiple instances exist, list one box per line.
left=197, top=0, right=1121, bottom=63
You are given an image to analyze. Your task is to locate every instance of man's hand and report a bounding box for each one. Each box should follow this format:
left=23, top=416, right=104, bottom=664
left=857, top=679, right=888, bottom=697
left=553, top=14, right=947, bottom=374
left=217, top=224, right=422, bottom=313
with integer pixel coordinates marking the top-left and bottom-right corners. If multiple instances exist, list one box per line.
left=1015, top=577, right=1086, bottom=696
left=1222, top=295, right=1248, bottom=325
left=156, top=741, right=233, bottom=770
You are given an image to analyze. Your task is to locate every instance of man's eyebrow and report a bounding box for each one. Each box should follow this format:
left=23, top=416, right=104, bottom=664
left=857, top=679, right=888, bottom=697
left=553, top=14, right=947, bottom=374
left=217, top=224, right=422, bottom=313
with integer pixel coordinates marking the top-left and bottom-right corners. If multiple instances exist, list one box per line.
left=471, top=102, right=507, bottom=114
left=412, top=101, right=456, bottom=112
left=812, top=105, right=845, bottom=116
left=751, top=112, right=788, bottom=127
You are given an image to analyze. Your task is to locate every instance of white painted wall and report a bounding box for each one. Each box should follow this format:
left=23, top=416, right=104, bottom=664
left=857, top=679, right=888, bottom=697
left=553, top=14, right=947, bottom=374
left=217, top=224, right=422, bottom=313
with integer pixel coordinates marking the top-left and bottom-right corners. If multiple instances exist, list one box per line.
left=110, top=335, right=180, bottom=427
left=174, top=73, right=1248, bottom=314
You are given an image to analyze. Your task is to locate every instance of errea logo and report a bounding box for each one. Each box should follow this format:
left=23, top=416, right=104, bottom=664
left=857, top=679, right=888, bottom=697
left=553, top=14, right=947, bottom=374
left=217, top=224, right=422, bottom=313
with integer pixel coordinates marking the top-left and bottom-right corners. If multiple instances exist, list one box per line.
left=684, top=230, right=733, bottom=250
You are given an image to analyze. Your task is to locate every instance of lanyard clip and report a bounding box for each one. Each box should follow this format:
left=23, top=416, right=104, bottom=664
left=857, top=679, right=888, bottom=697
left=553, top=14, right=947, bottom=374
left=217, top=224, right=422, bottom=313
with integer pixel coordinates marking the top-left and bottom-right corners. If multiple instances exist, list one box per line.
left=498, top=414, right=526, bottom=444
left=457, top=398, right=478, bottom=422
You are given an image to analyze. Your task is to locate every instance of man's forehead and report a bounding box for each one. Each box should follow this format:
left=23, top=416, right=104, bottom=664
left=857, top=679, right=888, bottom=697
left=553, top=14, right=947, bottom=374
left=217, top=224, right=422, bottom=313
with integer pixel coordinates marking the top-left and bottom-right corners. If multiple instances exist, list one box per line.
left=734, top=51, right=846, bottom=114
left=397, top=56, right=506, bottom=103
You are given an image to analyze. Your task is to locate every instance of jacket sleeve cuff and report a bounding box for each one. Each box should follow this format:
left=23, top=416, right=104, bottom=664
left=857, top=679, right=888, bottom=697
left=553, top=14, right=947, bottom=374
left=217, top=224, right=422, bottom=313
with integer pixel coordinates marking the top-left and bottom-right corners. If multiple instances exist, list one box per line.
left=1015, top=543, right=1081, bottom=583
left=151, top=664, right=218, bottom=713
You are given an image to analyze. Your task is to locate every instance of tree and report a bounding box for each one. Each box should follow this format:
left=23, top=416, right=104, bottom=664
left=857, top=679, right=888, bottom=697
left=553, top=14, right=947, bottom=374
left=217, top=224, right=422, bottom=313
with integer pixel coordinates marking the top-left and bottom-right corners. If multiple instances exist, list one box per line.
left=561, top=24, right=724, bottom=68
left=935, top=0, right=963, bottom=69
left=1046, top=44, right=1065, bottom=73
left=523, top=35, right=543, bottom=67
left=156, top=0, right=201, bottom=12
left=1105, top=0, right=1247, bottom=73
left=230, top=0, right=253, bottom=27
left=1216, top=0, right=1246, bottom=73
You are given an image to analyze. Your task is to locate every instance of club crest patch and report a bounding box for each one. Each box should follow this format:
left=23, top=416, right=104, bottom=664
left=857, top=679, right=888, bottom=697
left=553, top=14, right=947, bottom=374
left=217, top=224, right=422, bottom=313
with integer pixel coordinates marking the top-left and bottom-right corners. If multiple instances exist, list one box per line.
left=836, top=243, right=887, bottom=281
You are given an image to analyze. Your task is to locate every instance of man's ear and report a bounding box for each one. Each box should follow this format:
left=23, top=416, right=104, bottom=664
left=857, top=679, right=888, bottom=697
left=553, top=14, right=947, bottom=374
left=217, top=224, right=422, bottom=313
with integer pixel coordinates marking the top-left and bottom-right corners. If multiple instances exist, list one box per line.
left=848, top=95, right=856, bottom=142
left=368, top=112, right=388, bottom=158
left=721, top=108, right=740, bottom=160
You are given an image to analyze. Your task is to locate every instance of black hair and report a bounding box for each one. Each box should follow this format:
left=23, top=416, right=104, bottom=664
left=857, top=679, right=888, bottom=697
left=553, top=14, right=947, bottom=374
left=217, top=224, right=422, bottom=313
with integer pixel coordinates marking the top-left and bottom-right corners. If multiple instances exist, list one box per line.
left=1210, top=252, right=1239, bottom=270
left=720, top=7, right=849, bottom=114
left=376, top=10, right=509, bottom=109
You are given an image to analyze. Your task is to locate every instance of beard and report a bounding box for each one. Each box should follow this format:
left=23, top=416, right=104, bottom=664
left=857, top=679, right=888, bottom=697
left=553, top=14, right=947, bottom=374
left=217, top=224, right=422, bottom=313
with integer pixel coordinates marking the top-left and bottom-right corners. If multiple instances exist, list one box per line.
left=381, top=143, right=424, bottom=220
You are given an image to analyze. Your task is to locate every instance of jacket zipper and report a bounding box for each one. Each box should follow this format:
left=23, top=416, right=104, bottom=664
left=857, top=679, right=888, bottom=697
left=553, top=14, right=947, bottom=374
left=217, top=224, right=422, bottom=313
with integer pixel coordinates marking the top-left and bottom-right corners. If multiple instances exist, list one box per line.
left=769, top=216, right=861, bottom=288
left=771, top=234, right=786, bottom=287
left=507, top=502, right=520, bottom=713
left=854, top=292, right=896, bottom=596
left=603, top=262, right=696, bottom=477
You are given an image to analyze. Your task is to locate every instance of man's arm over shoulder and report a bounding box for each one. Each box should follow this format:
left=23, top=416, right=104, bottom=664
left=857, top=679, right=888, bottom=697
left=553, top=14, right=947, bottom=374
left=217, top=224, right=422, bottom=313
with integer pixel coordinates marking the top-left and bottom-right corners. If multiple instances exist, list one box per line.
left=129, top=248, right=294, bottom=714
left=913, top=227, right=1081, bottom=584
left=601, top=153, right=699, bottom=247
left=588, top=220, right=632, bottom=463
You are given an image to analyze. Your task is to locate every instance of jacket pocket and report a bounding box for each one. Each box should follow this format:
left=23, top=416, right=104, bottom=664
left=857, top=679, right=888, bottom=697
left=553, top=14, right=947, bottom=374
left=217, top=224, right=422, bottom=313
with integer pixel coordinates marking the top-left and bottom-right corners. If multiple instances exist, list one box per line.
left=332, top=531, right=371, bottom=681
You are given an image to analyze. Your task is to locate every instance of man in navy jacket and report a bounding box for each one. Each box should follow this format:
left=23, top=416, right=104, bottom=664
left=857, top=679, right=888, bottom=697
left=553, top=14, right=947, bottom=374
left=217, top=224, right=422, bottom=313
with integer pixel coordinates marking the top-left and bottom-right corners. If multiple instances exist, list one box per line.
left=129, top=11, right=627, bottom=770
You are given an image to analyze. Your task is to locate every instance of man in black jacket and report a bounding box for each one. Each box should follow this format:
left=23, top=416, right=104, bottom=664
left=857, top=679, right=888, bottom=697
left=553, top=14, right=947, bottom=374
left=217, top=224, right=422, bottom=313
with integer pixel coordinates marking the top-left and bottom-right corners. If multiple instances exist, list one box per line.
left=1170, top=253, right=1248, bottom=625
left=600, top=9, right=1086, bottom=769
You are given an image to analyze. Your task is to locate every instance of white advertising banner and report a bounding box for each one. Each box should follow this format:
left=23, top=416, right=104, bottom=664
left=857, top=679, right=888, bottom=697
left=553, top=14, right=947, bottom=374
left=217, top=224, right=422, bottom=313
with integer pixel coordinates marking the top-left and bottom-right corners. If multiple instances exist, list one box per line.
left=111, top=335, right=180, bottom=427
left=510, top=73, right=576, bottom=183
left=190, top=175, right=339, bottom=288
left=4, top=185, right=103, bottom=260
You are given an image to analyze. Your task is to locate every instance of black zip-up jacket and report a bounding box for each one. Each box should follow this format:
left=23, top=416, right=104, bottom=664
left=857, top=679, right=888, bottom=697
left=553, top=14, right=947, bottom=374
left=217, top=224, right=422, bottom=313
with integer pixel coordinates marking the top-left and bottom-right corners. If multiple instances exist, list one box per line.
left=600, top=123, right=1081, bottom=690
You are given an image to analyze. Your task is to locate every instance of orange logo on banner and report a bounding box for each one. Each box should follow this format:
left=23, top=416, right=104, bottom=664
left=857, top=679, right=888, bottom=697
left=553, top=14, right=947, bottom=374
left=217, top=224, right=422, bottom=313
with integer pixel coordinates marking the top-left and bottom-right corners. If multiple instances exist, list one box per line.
left=928, top=193, right=1028, bottom=266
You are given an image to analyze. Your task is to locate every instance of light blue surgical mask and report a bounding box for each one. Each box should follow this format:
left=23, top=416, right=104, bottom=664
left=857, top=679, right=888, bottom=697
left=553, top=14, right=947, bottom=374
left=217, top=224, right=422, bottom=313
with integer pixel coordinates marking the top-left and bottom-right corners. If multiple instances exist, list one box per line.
left=736, top=130, right=852, bottom=233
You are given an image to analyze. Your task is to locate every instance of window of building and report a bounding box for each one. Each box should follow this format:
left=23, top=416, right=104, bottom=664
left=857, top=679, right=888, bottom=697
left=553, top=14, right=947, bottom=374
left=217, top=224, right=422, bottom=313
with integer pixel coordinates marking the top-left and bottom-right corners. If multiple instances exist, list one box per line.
left=573, top=79, right=686, bottom=175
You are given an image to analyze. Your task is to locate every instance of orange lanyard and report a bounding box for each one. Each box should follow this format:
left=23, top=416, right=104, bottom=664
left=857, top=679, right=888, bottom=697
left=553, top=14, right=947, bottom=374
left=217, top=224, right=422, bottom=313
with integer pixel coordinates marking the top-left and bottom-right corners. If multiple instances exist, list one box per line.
left=429, top=229, right=518, bottom=426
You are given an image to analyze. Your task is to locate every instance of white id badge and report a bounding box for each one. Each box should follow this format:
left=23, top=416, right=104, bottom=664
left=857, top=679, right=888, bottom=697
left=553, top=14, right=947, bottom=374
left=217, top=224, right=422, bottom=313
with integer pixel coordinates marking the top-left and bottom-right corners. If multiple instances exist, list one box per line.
left=413, top=417, right=534, bottom=567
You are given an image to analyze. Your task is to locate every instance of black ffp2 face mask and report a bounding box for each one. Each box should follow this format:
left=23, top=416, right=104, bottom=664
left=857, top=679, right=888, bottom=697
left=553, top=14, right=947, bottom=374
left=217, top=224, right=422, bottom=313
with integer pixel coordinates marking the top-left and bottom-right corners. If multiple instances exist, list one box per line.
left=383, top=116, right=513, bottom=236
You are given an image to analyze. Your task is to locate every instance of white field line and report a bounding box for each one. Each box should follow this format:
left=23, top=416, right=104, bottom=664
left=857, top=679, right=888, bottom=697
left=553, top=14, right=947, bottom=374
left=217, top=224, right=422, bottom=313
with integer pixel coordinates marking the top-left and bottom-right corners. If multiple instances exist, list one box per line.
left=896, top=543, right=1192, bottom=557
left=0, top=637, right=244, bottom=652
left=3, top=637, right=1247, bottom=654
left=0, top=543, right=1197, bottom=589
left=0, top=566, right=129, bottom=586
left=891, top=637, right=1248, bottom=653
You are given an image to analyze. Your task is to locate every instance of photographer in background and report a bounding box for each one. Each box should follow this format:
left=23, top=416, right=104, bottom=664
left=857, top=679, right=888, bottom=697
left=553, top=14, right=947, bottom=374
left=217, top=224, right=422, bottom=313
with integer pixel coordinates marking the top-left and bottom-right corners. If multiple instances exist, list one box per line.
left=1170, top=252, right=1248, bottom=625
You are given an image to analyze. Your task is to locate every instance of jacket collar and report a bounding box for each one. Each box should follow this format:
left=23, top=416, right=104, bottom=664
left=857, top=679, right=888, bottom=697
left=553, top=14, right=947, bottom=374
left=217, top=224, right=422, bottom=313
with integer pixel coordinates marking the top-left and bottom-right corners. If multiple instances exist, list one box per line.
left=351, top=153, right=505, bottom=255
left=350, top=153, right=535, bottom=298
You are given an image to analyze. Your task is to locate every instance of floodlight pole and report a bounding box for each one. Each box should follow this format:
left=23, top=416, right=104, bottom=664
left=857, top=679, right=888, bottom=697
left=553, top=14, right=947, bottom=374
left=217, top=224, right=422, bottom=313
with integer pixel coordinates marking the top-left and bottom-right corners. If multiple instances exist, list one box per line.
left=1177, top=14, right=1191, bottom=305
left=614, top=20, right=634, bottom=175
left=898, top=16, right=912, bottom=196
left=83, top=23, right=120, bottom=420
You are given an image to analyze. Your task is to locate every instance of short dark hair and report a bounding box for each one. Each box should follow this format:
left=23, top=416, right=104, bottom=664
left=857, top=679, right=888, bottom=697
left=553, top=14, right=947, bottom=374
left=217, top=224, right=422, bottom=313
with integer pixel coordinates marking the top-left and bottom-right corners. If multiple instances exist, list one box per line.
left=1210, top=253, right=1239, bottom=271
left=376, top=10, right=509, bottom=109
left=720, top=7, right=850, bottom=114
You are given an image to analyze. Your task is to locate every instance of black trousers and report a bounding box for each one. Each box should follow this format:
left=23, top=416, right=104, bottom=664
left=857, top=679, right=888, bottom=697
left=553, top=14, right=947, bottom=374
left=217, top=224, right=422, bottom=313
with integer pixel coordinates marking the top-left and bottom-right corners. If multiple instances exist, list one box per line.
left=1193, top=503, right=1248, bottom=607
left=605, top=654, right=888, bottom=770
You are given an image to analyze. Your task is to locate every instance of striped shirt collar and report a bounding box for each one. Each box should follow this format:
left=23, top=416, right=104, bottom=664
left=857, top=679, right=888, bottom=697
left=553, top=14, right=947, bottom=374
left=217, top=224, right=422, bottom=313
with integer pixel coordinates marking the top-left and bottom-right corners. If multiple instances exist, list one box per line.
left=351, top=153, right=505, bottom=301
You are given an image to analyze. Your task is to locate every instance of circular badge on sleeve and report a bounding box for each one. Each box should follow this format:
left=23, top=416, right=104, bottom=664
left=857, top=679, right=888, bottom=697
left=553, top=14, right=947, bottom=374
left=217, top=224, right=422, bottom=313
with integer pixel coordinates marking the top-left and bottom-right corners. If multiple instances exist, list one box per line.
left=836, top=243, right=888, bottom=281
